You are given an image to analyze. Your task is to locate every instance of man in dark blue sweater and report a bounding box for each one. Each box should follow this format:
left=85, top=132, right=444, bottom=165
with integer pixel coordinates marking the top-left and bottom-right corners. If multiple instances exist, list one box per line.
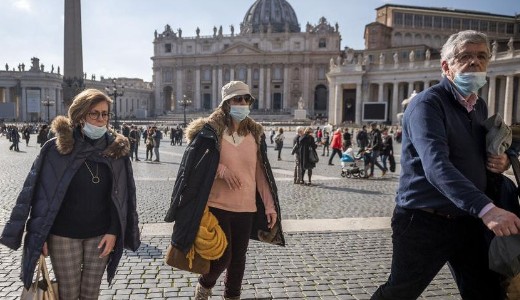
left=372, top=30, right=520, bottom=299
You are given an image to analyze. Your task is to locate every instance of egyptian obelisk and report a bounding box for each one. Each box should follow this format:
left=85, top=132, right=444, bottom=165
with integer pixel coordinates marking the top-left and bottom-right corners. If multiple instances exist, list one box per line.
left=62, top=0, right=84, bottom=106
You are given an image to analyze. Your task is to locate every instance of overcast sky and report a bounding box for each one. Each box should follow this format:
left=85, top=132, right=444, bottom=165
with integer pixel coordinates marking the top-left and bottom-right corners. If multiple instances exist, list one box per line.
left=2, top=0, right=518, bottom=82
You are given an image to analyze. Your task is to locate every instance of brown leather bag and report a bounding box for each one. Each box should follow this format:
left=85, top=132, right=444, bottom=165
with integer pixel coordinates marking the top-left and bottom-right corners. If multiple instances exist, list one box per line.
left=165, top=244, right=210, bottom=275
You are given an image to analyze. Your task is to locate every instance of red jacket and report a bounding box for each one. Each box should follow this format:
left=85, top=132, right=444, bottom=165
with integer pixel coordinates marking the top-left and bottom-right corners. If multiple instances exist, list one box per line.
left=331, top=131, right=342, bottom=150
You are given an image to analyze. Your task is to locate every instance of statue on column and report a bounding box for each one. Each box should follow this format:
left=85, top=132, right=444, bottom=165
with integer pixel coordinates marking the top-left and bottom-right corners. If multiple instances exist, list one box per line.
left=409, top=50, right=415, bottom=62
left=345, top=48, right=354, bottom=64
left=508, top=37, right=514, bottom=53
left=393, top=52, right=399, bottom=65
left=40, top=64, right=45, bottom=72
left=230, top=25, right=234, bottom=36
left=21, top=63, right=25, bottom=71
left=425, top=49, right=431, bottom=61
left=298, top=97, right=304, bottom=110
left=213, top=26, right=217, bottom=37
left=492, top=40, right=498, bottom=58
left=154, top=30, right=157, bottom=39
left=196, top=27, right=200, bottom=37
left=4, top=63, right=8, bottom=71
left=57, top=66, right=60, bottom=75
left=379, top=52, right=385, bottom=65
left=51, top=64, right=54, bottom=73
left=218, top=25, right=223, bottom=36
left=329, top=58, right=335, bottom=69
left=178, top=28, right=182, bottom=38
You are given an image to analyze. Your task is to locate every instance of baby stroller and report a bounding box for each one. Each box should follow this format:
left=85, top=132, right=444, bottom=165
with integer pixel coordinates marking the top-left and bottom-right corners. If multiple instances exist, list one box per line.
left=340, top=148, right=366, bottom=178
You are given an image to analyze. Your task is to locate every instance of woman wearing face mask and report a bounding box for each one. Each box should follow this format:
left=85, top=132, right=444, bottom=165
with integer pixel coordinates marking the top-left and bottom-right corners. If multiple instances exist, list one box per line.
left=0, top=88, right=141, bottom=299
left=165, top=81, right=285, bottom=300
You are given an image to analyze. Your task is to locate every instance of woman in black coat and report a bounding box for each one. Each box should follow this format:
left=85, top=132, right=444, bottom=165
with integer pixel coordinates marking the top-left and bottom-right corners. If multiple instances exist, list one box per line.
left=0, top=89, right=140, bottom=299
left=298, top=127, right=318, bottom=185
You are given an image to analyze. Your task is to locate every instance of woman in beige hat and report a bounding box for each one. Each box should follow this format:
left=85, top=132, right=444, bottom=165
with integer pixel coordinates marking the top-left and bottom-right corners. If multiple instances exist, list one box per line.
left=165, top=81, right=285, bottom=300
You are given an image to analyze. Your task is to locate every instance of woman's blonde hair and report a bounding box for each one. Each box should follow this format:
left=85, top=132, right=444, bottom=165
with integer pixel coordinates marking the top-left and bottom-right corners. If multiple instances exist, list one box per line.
left=68, top=89, right=113, bottom=127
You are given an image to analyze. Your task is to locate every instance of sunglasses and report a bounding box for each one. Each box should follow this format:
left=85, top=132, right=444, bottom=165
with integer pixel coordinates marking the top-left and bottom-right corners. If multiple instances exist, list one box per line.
left=230, top=95, right=252, bottom=103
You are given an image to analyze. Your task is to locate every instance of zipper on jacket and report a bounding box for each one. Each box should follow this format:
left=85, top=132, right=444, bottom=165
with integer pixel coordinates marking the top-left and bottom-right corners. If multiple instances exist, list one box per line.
left=194, top=149, right=210, bottom=169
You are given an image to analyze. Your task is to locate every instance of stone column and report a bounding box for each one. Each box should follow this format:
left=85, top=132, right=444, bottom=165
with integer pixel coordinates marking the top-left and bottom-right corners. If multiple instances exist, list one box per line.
left=408, top=82, right=414, bottom=97
left=302, top=65, right=310, bottom=108
left=327, top=78, right=337, bottom=124
left=356, top=83, right=363, bottom=124
left=247, top=66, right=252, bottom=88
left=218, top=67, right=223, bottom=104
left=283, top=66, right=290, bottom=110
left=334, top=83, right=342, bottom=125
left=265, top=66, right=271, bottom=109
left=258, top=67, right=265, bottom=109
left=212, top=68, right=217, bottom=108
left=504, top=75, right=514, bottom=125
left=487, top=75, right=496, bottom=116
left=195, top=67, right=201, bottom=109
left=176, top=69, right=183, bottom=111
left=392, top=82, right=399, bottom=122
left=230, top=66, right=235, bottom=82
left=378, top=83, right=384, bottom=102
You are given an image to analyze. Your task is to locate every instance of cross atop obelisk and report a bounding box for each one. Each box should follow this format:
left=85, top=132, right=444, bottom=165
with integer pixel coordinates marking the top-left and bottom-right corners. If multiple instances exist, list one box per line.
left=62, top=0, right=85, bottom=106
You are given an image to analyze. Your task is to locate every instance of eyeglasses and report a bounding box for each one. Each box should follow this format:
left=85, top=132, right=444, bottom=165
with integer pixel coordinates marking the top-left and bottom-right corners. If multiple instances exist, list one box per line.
left=230, top=95, right=252, bottom=103
left=453, top=51, right=491, bottom=65
left=87, top=111, right=113, bottom=120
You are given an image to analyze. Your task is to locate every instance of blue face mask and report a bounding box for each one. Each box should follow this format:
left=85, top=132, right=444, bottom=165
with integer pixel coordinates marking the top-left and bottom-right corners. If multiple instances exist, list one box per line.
left=229, top=105, right=250, bottom=122
left=82, top=122, right=107, bottom=139
left=452, top=72, right=487, bottom=97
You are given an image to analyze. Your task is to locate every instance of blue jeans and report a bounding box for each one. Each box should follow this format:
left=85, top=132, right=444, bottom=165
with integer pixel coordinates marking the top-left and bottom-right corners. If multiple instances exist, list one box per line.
left=370, top=150, right=386, bottom=175
left=371, top=206, right=503, bottom=300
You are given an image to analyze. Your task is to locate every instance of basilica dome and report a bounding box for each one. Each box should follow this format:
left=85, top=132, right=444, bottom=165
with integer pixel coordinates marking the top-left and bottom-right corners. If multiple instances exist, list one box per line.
left=240, top=0, right=300, bottom=34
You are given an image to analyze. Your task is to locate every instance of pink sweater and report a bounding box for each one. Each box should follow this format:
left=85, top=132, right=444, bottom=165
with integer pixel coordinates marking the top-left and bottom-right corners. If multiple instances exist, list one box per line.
left=207, top=131, right=276, bottom=215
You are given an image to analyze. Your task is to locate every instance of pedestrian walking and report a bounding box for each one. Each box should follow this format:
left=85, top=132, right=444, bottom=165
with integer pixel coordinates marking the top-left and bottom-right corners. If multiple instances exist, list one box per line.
left=292, top=127, right=304, bottom=184
left=0, top=88, right=140, bottom=299
left=372, top=30, right=516, bottom=300
left=129, top=125, right=141, bottom=161
left=356, top=125, right=369, bottom=149
left=22, top=126, right=31, bottom=146
left=37, top=124, right=50, bottom=147
left=152, top=126, right=162, bottom=162
left=274, top=128, right=285, bottom=160
left=328, top=128, right=342, bottom=165
left=342, top=127, right=352, bottom=151
left=380, top=128, right=393, bottom=171
left=367, top=122, right=387, bottom=177
left=298, top=127, right=318, bottom=185
left=321, top=130, right=330, bottom=156
left=165, top=80, right=285, bottom=300
left=145, top=127, right=154, bottom=161
left=9, top=127, right=20, bottom=152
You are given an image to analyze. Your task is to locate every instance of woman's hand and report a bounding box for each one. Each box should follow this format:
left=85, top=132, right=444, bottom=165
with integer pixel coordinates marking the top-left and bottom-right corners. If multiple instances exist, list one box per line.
left=220, top=168, right=242, bottom=190
left=267, top=212, right=277, bottom=229
left=98, top=234, right=117, bottom=258
left=42, top=242, right=48, bottom=257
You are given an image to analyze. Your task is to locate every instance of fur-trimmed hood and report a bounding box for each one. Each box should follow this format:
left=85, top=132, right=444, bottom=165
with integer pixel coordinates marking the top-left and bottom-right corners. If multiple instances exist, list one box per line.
left=184, top=109, right=264, bottom=147
left=50, top=115, right=130, bottom=159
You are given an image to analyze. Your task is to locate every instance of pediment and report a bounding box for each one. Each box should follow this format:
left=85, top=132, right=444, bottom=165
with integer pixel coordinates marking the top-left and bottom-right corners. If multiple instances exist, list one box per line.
left=219, top=43, right=264, bottom=55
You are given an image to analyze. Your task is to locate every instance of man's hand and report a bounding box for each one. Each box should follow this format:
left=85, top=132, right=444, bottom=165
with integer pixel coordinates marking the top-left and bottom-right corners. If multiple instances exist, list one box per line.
left=482, top=206, right=520, bottom=236
left=42, top=241, right=48, bottom=257
left=487, top=153, right=510, bottom=173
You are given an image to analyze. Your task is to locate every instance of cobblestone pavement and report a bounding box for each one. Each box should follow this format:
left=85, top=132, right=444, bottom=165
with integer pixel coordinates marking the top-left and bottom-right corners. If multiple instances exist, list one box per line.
left=0, top=133, right=461, bottom=299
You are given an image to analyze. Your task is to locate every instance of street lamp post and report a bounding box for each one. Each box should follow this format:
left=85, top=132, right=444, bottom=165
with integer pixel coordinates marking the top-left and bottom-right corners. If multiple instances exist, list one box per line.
left=105, top=80, right=124, bottom=129
left=180, top=94, right=192, bottom=127
left=42, top=96, right=55, bottom=123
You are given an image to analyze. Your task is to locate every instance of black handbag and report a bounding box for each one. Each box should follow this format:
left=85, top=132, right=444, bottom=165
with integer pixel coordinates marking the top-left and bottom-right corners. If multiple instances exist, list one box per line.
left=308, top=146, right=319, bottom=163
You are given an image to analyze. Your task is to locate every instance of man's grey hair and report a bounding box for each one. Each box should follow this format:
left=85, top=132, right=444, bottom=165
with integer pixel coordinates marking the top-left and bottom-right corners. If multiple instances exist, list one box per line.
left=440, top=30, right=490, bottom=65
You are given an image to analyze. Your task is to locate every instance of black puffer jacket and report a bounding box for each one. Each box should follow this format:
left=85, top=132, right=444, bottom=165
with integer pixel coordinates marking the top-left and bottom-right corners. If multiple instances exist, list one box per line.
left=165, top=111, right=285, bottom=254
left=0, top=116, right=140, bottom=289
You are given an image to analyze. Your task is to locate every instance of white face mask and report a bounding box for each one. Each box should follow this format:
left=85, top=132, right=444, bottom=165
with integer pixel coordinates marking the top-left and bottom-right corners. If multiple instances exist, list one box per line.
left=82, top=122, right=107, bottom=139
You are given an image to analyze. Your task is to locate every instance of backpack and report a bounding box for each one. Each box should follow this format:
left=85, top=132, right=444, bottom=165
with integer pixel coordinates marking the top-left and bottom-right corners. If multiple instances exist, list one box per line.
left=274, top=134, right=282, bottom=143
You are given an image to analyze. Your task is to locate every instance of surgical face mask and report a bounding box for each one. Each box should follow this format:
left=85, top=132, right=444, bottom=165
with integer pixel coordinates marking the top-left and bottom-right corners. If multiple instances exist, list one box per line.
left=229, top=105, right=250, bottom=122
left=452, top=72, right=487, bottom=97
left=82, top=122, right=107, bottom=139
